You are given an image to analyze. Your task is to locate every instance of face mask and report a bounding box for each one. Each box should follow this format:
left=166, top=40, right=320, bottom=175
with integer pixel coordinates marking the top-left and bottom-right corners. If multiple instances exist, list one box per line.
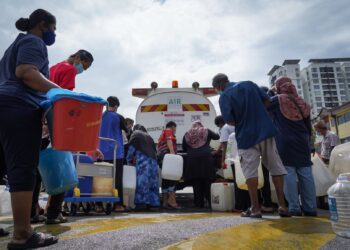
left=74, top=63, right=84, bottom=74
left=42, top=30, right=56, bottom=46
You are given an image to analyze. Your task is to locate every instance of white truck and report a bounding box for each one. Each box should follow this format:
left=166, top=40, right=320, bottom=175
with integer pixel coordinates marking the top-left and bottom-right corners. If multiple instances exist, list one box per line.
left=132, top=81, right=219, bottom=149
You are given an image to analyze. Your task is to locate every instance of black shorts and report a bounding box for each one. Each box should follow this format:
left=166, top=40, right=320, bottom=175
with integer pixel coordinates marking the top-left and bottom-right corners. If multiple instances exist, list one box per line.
left=0, top=96, right=42, bottom=192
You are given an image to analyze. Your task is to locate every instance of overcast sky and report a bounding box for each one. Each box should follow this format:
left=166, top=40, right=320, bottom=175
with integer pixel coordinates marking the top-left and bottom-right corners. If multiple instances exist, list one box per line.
left=1, top=0, right=349, bottom=119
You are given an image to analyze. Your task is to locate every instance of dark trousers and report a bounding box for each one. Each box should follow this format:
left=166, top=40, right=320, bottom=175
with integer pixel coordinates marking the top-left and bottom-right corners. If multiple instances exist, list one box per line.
left=47, top=193, right=65, bottom=219
left=258, top=164, right=273, bottom=207
left=192, top=179, right=212, bottom=208
left=231, top=164, right=250, bottom=211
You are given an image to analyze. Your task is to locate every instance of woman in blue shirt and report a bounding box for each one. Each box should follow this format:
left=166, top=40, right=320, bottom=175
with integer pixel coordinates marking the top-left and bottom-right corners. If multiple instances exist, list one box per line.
left=0, top=9, right=59, bottom=249
left=268, top=77, right=317, bottom=216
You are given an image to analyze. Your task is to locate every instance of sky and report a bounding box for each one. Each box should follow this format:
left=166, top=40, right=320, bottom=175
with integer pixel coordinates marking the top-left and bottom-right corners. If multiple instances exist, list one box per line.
left=1, top=0, right=350, bottom=119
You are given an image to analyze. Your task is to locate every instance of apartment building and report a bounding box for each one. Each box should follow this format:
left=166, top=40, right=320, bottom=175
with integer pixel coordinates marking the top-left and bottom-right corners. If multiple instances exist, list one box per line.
left=267, top=59, right=304, bottom=98
left=268, top=58, right=350, bottom=118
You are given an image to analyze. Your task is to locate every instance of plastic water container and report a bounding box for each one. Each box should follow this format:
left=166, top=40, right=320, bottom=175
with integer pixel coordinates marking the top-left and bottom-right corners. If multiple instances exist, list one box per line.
left=123, top=165, right=137, bottom=191
left=38, top=148, right=78, bottom=195
left=92, top=176, right=113, bottom=195
left=0, top=185, right=11, bottom=216
left=211, top=183, right=235, bottom=211
left=161, top=154, right=183, bottom=181
left=42, top=88, right=107, bottom=152
left=312, top=155, right=336, bottom=197
left=327, top=173, right=350, bottom=238
left=234, top=158, right=264, bottom=190
left=329, top=142, right=350, bottom=178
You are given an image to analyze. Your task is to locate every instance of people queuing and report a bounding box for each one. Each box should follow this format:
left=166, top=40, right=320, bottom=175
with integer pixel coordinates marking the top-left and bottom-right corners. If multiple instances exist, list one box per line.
left=99, top=96, right=128, bottom=212
left=212, top=73, right=290, bottom=218
left=268, top=77, right=317, bottom=216
left=126, top=125, right=160, bottom=210
left=182, top=121, right=219, bottom=208
left=314, top=120, right=341, bottom=164
left=0, top=10, right=342, bottom=249
left=157, top=121, right=181, bottom=209
left=0, top=9, right=59, bottom=249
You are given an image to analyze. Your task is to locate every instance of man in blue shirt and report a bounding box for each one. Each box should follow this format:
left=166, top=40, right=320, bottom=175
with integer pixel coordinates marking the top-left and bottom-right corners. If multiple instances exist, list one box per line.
left=212, top=73, right=289, bottom=218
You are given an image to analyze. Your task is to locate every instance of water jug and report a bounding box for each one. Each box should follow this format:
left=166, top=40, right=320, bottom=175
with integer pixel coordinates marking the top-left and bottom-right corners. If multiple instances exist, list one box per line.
left=234, top=158, right=264, bottom=190
left=329, top=142, right=350, bottom=177
left=38, top=148, right=78, bottom=195
left=123, top=165, right=136, bottom=191
left=312, top=155, right=336, bottom=196
left=211, top=183, right=235, bottom=211
left=327, top=173, right=350, bottom=238
left=161, top=154, right=183, bottom=181
left=0, top=185, right=11, bottom=216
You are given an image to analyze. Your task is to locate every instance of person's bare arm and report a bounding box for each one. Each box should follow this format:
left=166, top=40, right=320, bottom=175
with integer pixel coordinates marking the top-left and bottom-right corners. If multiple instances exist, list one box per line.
left=167, top=139, right=175, bottom=154
left=16, top=64, right=59, bottom=92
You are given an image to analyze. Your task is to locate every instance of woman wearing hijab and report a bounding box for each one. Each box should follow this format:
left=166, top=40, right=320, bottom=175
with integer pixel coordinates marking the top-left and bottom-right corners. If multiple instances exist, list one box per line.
left=182, top=121, right=219, bottom=208
left=126, top=125, right=160, bottom=209
left=268, top=77, right=317, bottom=217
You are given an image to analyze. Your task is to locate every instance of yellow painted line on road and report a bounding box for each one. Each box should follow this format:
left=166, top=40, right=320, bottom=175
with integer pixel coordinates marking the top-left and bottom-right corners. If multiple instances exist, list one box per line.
left=34, top=213, right=233, bottom=240
left=163, top=217, right=335, bottom=250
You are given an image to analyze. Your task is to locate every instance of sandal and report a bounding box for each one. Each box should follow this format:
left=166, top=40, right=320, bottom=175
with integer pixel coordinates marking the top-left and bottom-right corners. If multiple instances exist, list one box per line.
left=261, top=206, right=274, bottom=214
left=30, top=214, right=47, bottom=224
left=0, top=228, right=9, bottom=237
left=278, top=208, right=291, bottom=217
left=167, top=204, right=182, bottom=210
left=7, top=231, right=58, bottom=250
left=46, top=213, right=68, bottom=225
left=241, top=208, right=262, bottom=218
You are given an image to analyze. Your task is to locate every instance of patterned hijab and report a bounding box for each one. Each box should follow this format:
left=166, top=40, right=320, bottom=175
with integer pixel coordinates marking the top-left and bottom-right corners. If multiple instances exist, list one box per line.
left=275, top=77, right=310, bottom=121
left=184, top=120, right=208, bottom=148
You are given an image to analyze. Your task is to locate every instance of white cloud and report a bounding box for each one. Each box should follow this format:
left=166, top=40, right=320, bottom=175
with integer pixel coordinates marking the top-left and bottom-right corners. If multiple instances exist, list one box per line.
left=0, top=0, right=349, bottom=119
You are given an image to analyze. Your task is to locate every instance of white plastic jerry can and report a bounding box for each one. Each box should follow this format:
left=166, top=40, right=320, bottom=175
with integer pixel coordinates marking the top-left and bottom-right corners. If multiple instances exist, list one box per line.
left=123, top=165, right=137, bottom=208
left=123, top=165, right=137, bottom=191
left=161, top=154, right=183, bottom=181
left=0, top=185, right=12, bottom=216
left=234, top=158, right=264, bottom=191
left=211, top=183, right=235, bottom=212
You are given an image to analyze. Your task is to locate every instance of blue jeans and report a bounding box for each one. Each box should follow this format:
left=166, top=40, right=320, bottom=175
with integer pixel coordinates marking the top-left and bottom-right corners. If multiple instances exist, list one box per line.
left=284, top=166, right=317, bottom=213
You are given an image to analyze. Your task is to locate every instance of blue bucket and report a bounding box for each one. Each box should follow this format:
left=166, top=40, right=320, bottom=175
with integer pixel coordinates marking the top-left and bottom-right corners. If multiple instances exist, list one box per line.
left=39, top=148, right=78, bottom=195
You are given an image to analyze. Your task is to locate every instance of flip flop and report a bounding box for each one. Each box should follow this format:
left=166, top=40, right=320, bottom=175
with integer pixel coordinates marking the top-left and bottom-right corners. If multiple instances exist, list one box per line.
left=30, top=214, right=47, bottom=224
left=241, top=208, right=262, bottom=218
left=278, top=208, right=291, bottom=217
left=0, top=228, right=9, bottom=237
left=7, top=231, right=58, bottom=250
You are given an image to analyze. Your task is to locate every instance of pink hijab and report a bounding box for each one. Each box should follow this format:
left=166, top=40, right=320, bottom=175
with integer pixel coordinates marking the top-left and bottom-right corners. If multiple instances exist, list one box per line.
left=275, top=77, right=310, bottom=121
left=184, top=121, right=208, bottom=148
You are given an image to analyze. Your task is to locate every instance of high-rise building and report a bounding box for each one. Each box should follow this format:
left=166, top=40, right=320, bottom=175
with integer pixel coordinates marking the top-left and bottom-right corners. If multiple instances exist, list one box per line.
left=267, top=59, right=305, bottom=98
left=301, top=58, right=350, bottom=118
left=267, top=58, right=350, bottom=118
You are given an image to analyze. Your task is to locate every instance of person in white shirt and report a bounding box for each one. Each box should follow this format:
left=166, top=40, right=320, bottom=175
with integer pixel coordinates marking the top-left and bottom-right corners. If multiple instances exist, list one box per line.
left=314, top=120, right=341, bottom=164
left=226, top=132, right=250, bottom=212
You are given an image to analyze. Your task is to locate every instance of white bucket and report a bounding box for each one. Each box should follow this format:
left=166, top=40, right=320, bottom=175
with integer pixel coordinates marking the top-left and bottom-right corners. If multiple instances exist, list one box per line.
left=0, top=185, right=12, bottom=216
left=161, top=154, right=183, bottom=181
left=211, top=182, right=235, bottom=211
